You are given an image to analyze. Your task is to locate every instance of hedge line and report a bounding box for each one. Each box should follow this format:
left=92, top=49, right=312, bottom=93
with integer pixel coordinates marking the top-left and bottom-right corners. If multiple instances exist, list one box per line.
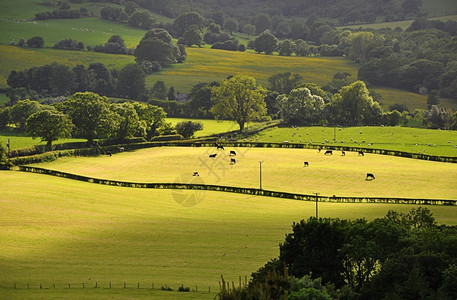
left=17, top=166, right=457, bottom=206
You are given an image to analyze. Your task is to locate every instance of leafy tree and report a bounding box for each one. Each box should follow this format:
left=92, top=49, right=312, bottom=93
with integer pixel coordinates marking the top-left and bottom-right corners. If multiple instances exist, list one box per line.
left=167, top=87, right=176, bottom=100
left=134, top=28, right=184, bottom=69
left=88, top=62, right=115, bottom=96
left=175, top=121, right=203, bottom=138
left=328, top=81, right=382, bottom=126
left=268, top=72, right=303, bottom=95
left=208, top=22, right=221, bottom=34
left=426, top=90, right=440, bottom=109
left=348, top=31, right=375, bottom=63
left=253, top=13, right=272, bottom=34
left=278, top=87, right=325, bottom=125
left=0, top=108, right=9, bottom=129
left=26, top=36, right=44, bottom=48
left=223, top=18, right=238, bottom=34
left=211, top=75, right=267, bottom=132
left=127, top=10, right=155, bottom=29
left=132, top=102, right=167, bottom=139
left=49, top=63, right=75, bottom=95
left=117, top=63, right=146, bottom=100
left=187, top=82, right=214, bottom=118
left=278, top=39, right=296, bottom=56
left=173, top=12, right=203, bottom=37
left=254, top=30, right=278, bottom=54
left=181, top=25, right=203, bottom=47
left=9, top=99, right=42, bottom=130
left=279, top=217, right=348, bottom=287
left=289, top=22, right=308, bottom=40
left=242, top=24, right=256, bottom=38
left=151, top=80, right=168, bottom=100
left=111, top=102, right=140, bottom=140
left=61, top=92, right=116, bottom=143
left=26, top=110, right=73, bottom=147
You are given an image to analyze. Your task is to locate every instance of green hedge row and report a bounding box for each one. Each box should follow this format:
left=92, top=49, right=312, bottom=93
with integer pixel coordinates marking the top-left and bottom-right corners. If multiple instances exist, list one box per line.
left=17, top=166, right=457, bottom=206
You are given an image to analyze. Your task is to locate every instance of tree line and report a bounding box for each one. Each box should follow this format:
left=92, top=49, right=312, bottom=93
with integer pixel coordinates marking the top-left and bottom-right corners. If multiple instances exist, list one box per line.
left=217, top=207, right=457, bottom=299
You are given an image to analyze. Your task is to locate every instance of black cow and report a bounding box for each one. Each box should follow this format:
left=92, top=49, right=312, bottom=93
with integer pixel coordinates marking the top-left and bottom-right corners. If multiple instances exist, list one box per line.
left=229, top=150, right=236, bottom=156
left=107, top=151, right=112, bottom=157
left=358, top=151, right=364, bottom=156
left=209, top=153, right=217, bottom=158
left=230, top=158, right=236, bottom=164
left=118, top=147, right=125, bottom=152
left=324, top=150, right=333, bottom=155
left=217, top=145, right=224, bottom=150
left=341, top=150, right=346, bottom=156
left=304, top=161, right=309, bottom=167
left=366, top=173, right=375, bottom=180
left=193, top=171, right=199, bottom=176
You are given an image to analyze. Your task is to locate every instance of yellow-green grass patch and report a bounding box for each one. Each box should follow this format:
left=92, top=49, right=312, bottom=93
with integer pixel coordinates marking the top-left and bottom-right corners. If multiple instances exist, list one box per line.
left=1, top=170, right=456, bottom=299
left=0, top=45, right=135, bottom=89
left=253, top=126, right=457, bottom=157
left=30, top=146, right=457, bottom=200
left=166, top=118, right=256, bottom=137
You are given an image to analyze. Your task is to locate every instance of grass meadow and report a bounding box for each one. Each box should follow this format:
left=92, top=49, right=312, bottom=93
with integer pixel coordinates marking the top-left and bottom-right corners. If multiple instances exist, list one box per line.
left=29, top=146, right=457, bottom=200
left=1, top=147, right=457, bottom=299
left=252, top=126, right=457, bottom=157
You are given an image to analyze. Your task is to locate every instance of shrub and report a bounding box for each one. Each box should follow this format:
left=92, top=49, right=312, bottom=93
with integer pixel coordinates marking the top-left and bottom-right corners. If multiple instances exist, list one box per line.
left=175, top=121, right=203, bottom=138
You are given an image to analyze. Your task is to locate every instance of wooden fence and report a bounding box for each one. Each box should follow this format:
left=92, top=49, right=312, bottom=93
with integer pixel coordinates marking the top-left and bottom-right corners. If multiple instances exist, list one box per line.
left=18, top=166, right=457, bottom=206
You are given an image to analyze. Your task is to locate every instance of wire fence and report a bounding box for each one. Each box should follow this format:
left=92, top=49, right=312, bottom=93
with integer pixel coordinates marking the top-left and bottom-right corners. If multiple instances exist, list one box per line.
left=9, top=282, right=213, bottom=293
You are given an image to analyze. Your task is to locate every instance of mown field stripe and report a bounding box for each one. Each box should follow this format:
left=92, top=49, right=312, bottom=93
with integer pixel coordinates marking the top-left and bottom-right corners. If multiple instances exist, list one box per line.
left=16, top=166, right=457, bottom=205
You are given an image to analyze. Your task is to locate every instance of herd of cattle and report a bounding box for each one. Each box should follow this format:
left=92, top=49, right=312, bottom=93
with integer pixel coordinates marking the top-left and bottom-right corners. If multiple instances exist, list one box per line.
left=207, top=144, right=375, bottom=181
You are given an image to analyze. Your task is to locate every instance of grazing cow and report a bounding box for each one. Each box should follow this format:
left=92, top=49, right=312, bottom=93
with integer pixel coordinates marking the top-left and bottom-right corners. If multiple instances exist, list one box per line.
left=209, top=153, right=217, bottom=158
left=318, top=147, right=322, bottom=153
left=230, top=150, right=236, bottom=156
left=230, top=158, right=236, bottom=164
left=358, top=151, right=364, bottom=156
left=118, top=147, right=124, bottom=152
left=324, top=150, right=333, bottom=155
left=366, top=173, right=375, bottom=180
left=304, top=161, right=309, bottom=167
left=341, top=150, right=346, bottom=156
left=107, top=151, right=112, bottom=157
left=193, top=171, right=199, bottom=176
left=217, top=144, right=224, bottom=150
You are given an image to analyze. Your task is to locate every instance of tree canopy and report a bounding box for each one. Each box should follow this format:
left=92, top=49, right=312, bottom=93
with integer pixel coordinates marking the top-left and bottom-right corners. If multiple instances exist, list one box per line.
left=211, top=75, right=268, bottom=131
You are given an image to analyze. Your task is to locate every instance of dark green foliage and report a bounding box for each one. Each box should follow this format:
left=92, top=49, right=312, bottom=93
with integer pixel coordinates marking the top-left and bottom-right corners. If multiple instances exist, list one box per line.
left=175, top=121, right=203, bottom=138
left=253, top=31, right=278, bottom=54
left=117, top=63, right=146, bottom=100
left=268, top=72, right=304, bottom=95
left=54, top=39, right=84, bottom=50
left=26, top=36, right=44, bottom=48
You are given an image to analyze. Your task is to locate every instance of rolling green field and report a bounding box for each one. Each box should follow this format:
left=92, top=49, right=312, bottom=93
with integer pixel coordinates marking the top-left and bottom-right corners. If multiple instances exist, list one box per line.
left=252, top=126, right=457, bottom=157
left=1, top=147, right=457, bottom=299
left=28, top=146, right=457, bottom=199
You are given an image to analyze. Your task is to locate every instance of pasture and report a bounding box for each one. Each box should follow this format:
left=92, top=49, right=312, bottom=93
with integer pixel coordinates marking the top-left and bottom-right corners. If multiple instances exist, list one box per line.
left=29, top=146, right=457, bottom=200
left=1, top=147, right=457, bottom=299
left=252, top=126, right=457, bottom=157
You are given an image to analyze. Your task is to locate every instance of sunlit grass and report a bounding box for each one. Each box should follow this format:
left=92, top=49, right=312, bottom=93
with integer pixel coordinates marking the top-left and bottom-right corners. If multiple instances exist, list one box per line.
left=1, top=169, right=456, bottom=299
left=252, top=126, right=457, bottom=157
left=30, top=146, right=457, bottom=199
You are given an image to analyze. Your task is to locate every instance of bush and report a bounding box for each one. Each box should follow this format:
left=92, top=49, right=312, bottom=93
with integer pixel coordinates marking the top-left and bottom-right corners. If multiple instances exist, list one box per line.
left=175, top=121, right=203, bottom=138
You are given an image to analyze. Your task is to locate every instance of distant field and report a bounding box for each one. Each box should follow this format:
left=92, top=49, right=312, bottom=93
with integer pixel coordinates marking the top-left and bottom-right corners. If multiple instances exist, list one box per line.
left=167, top=118, right=257, bottom=137
left=338, top=14, right=457, bottom=30
left=29, top=146, right=457, bottom=199
left=0, top=45, right=135, bottom=89
left=2, top=170, right=456, bottom=300
left=148, top=47, right=359, bottom=93
left=252, top=126, right=457, bottom=157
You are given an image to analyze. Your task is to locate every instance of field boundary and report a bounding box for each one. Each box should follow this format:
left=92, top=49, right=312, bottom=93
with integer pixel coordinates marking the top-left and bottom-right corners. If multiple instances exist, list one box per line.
left=16, top=166, right=457, bottom=206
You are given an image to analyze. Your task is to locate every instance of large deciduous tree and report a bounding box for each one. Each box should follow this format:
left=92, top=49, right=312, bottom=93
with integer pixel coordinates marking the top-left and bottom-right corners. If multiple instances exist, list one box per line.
left=268, top=72, right=303, bottom=95
left=211, top=75, right=267, bottom=132
left=254, top=30, right=278, bottom=54
left=328, top=81, right=382, bottom=126
left=9, top=99, right=42, bottom=130
left=278, top=87, right=324, bottom=125
left=26, top=110, right=73, bottom=147
left=111, top=102, right=140, bottom=140
left=117, top=63, right=146, bottom=100
left=61, top=92, right=116, bottom=144
left=173, top=12, right=203, bottom=37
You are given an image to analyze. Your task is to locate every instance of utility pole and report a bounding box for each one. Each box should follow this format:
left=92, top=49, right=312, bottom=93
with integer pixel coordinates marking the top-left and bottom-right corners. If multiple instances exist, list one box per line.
left=313, top=192, right=320, bottom=218
left=7, top=138, right=10, bottom=165
left=258, top=161, right=263, bottom=190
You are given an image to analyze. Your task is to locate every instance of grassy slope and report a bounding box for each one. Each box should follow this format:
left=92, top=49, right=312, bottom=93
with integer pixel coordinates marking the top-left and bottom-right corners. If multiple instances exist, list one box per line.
left=1, top=169, right=456, bottom=300
left=251, top=126, right=457, bottom=157
left=28, top=146, right=457, bottom=199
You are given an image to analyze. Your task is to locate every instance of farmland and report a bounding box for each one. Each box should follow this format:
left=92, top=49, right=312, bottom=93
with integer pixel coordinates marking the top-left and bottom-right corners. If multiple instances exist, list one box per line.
left=1, top=145, right=457, bottom=299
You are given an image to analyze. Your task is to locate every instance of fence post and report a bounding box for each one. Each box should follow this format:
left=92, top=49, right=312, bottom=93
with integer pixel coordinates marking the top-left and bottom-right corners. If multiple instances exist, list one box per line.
left=95, top=282, right=98, bottom=288
left=138, top=282, right=140, bottom=289
left=83, top=282, right=85, bottom=288
left=68, top=283, right=70, bottom=289
left=152, top=283, right=154, bottom=289
left=209, top=286, right=211, bottom=293
left=124, top=282, right=126, bottom=289
left=109, top=282, right=111, bottom=288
